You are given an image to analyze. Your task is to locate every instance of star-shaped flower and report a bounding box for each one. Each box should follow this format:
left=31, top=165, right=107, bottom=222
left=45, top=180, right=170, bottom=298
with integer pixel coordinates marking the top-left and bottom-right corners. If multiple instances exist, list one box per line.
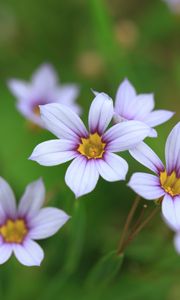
left=0, top=178, right=69, bottom=266
left=29, top=92, right=151, bottom=198
left=8, top=63, right=81, bottom=127
left=114, top=79, right=174, bottom=137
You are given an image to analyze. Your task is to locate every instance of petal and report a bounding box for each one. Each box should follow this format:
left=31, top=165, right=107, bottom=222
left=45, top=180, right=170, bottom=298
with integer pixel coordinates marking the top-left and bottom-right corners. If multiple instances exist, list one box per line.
left=96, top=152, right=128, bottom=182
left=17, top=101, right=43, bottom=127
left=40, top=103, right=88, bottom=140
left=115, top=78, right=136, bottom=117
left=128, top=172, right=165, bottom=200
left=29, top=139, right=78, bottom=166
left=131, top=94, right=154, bottom=119
left=0, top=177, right=16, bottom=218
left=162, top=195, right=180, bottom=231
left=55, top=84, right=79, bottom=105
left=88, top=92, right=114, bottom=134
left=129, top=142, right=164, bottom=174
left=13, top=239, right=44, bottom=266
left=7, top=79, right=30, bottom=100
left=145, top=110, right=174, bottom=127
left=165, top=122, right=180, bottom=175
left=65, top=156, right=99, bottom=198
left=0, top=244, right=13, bottom=264
left=174, top=232, right=180, bottom=254
left=18, top=178, right=45, bottom=219
left=32, top=64, right=58, bottom=89
left=29, top=207, right=70, bottom=239
left=104, top=121, right=151, bottom=152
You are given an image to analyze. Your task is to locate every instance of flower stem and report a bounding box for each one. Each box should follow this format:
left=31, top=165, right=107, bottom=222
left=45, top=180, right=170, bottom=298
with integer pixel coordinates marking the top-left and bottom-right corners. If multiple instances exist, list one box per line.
left=117, top=195, right=140, bottom=255
left=121, top=205, right=159, bottom=251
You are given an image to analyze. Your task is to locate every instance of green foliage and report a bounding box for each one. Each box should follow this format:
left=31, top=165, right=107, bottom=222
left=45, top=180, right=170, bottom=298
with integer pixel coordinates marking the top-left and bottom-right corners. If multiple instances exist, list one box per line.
left=0, top=0, right=179, bottom=299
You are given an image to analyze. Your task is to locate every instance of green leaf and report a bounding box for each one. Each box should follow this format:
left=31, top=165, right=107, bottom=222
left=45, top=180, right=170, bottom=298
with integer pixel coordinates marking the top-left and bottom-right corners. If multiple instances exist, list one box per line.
left=86, top=251, right=124, bottom=288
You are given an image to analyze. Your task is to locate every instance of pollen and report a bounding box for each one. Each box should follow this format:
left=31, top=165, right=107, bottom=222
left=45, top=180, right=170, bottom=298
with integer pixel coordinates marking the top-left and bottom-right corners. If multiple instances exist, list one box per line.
left=33, top=105, right=40, bottom=116
left=160, top=170, right=180, bottom=197
left=0, top=219, right=28, bottom=244
left=77, top=132, right=106, bottom=159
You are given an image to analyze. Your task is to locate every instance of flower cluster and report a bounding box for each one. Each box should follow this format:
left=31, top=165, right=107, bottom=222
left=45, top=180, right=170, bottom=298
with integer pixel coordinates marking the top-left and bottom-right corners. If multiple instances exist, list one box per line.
left=5, top=64, right=180, bottom=263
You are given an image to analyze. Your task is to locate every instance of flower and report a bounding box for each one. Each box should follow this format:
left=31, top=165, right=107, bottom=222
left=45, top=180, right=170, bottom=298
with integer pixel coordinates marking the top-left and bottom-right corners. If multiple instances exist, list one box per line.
left=8, top=63, right=81, bottom=127
left=0, top=177, right=69, bottom=266
left=114, top=79, right=174, bottom=137
left=163, top=0, right=180, bottom=13
left=128, top=122, right=180, bottom=238
left=29, top=92, right=151, bottom=198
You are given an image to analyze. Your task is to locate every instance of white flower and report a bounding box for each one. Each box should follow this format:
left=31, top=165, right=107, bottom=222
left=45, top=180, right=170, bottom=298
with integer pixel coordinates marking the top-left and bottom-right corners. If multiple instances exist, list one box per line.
left=29, top=92, right=151, bottom=198
left=0, top=178, right=69, bottom=266
left=114, top=79, right=174, bottom=137
left=8, top=63, right=81, bottom=127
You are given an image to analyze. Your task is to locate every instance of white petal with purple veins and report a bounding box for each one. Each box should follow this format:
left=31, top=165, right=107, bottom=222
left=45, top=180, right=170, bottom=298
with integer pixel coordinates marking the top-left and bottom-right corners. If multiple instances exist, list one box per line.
left=165, top=122, right=180, bottom=175
left=162, top=195, right=180, bottom=231
left=88, top=92, right=113, bottom=134
left=40, top=103, right=88, bottom=140
left=7, top=79, right=30, bottom=100
left=129, top=142, right=164, bottom=174
left=128, top=172, right=165, bottom=200
left=0, top=177, right=16, bottom=218
left=65, top=156, right=99, bottom=198
left=32, top=64, right=58, bottom=90
left=104, top=121, right=151, bottom=152
left=13, top=239, right=44, bottom=266
left=0, top=244, right=13, bottom=264
left=18, top=178, right=45, bottom=219
left=145, top=110, right=174, bottom=127
left=174, top=232, right=180, bottom=254
left=115, top=79, right=136, bottom=117
left=29, top=208, right=70, bottom=239
left=132, top=94, right=154, bottom=119
left=96, top=152, right=128, bottom=181
left=29, top=139, right=78, bottom=166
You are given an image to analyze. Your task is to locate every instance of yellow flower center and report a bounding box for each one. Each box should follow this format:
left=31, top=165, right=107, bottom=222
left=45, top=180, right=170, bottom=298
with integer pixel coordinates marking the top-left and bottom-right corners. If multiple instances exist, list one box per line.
left=77, top=133, right=106, bottom=159
left=0, top=219, right=28, bottom=243
left=33, top=105, right=40, bottom=116
left=160, top=170, right=180, bottom=197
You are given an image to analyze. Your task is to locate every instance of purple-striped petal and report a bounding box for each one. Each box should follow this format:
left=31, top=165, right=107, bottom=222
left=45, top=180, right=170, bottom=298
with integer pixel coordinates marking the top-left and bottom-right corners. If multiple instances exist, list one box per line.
left=0, top=244, right=13, bottom=264
left=65, top=156, right=99, bottom=198
left=32, top=64, right=58, bottom=90
left=96, top=152, right=128, bottom=181
left=128, top=172, right=165, bottom=200
left=0, top=177, right=16, bottom=218
left=104, top=121, right=151, bottom=152
left=162, top=194, right=180, bottom=231
left=29, top=139, right=78, bottom=166
left=132, top=94, right=154, bottom=119
left=145, top=110, right=174, bottom=127
left=174, top=232, right=180, bottom=254
left=29, top=208, right=70, bottom=239
left=7, top=79, right=30, bottom=100
left=129, top=142, right=164, bottom=174
left=13, top=239, right=44, bottom=266
left=18, top=178, right=45, bottom=219
left=40, top=103, right=88, bottom=141
left=115, top=79, right=136, bottom=117
left=88, top=92, right=113, bottom=135
left=165, top=122, right=180, bottom=175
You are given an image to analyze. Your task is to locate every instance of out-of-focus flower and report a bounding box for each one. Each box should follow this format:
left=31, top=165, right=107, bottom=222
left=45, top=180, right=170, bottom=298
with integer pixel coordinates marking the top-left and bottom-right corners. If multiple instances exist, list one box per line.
left=128, top=123, right=180, bottom=252
left=114, top=79, right=174, bottom=137
left=114, top=20, right=139, bottom=49
left=29, top=92, right=151, bottom=198
left=0, top=178, right=69, bottom=266
left=76, top=51, right=105, bottom=78
left=8, top=64, right=81, bottom=127
left=163, top=0, right=180, bottom=13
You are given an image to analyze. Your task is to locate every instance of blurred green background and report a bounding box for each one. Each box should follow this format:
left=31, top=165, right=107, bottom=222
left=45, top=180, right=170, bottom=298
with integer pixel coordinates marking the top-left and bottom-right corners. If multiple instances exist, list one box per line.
left=0, top=0, right=180, bottom=299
